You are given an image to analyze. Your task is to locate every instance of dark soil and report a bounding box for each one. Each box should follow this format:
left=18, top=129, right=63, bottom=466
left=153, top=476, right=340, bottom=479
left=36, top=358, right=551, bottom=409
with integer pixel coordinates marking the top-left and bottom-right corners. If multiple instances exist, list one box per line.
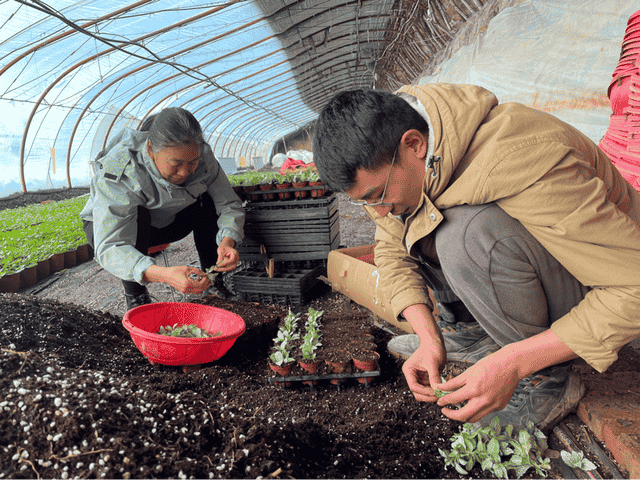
left=0, top=188, right=630, bottom=479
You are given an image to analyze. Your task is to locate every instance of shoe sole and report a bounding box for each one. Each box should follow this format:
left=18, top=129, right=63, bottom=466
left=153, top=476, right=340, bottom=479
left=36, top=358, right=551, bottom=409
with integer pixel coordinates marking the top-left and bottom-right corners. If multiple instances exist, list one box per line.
left=388, top=349, right=411, bottom=362
left=537, top=370, right=585, bottom=432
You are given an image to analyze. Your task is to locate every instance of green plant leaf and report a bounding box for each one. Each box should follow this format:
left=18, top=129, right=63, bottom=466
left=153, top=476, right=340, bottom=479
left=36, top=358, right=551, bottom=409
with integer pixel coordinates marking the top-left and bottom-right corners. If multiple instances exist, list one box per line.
left=493, top=463, right=508, bottom=480
left=514, top=464, right=530, bottom=479
left=481, top=457, right=494, bottom=472
left=490, top=416, right=501, bottom=435
left=454, top=463, right=468, bottom=475
left=518, top=429, right=533, bottom=452
left=561, top=450, right=597, bottom=471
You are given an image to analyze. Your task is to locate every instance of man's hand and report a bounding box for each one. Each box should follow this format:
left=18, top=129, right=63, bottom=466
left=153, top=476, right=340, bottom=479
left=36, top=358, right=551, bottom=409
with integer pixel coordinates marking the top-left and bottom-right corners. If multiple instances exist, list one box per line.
left=434, top=330, right=579, bottom=424
left=403, top=340, right=447, bottom=403
left=432, top=349, right=519, bottom=423
left=400, top=303, right=448, bottom=403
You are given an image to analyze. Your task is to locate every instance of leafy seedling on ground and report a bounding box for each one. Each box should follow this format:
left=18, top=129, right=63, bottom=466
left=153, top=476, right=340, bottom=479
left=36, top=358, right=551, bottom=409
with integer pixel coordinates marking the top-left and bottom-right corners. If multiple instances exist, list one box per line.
left=439, top=417, right=551, bottom=479
left=561, top=450, right=597, bottom=472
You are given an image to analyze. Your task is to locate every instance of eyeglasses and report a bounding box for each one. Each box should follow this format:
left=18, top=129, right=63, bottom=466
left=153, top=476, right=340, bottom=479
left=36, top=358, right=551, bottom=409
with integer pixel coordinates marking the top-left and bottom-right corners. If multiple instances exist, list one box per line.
left=348, top=145, right=398, bottom=207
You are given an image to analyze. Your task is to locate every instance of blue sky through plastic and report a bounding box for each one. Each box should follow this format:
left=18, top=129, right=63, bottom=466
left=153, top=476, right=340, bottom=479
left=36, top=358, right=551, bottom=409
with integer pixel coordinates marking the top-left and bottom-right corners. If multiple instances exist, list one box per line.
left=0, top=0, right=316, bottom=195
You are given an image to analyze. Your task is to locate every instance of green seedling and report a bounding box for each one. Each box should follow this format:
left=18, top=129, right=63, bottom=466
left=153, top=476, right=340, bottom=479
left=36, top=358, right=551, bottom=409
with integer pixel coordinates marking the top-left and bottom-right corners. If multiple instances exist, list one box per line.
left=270, top=346, right=295, bottom=366
left=561, top=450, right=597, bottom=472
left=204, top=263, right=223, bottom=281
left=434, top=376, right=464, bottom=409
left=439, top=417, right=550, bottom=479
left=157, top=323, right=222, bottom=338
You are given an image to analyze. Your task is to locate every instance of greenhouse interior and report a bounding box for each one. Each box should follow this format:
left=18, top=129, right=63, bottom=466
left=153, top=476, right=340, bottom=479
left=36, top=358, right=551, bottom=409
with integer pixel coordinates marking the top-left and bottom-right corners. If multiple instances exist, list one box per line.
left=1, top=0, right=640, bottom=478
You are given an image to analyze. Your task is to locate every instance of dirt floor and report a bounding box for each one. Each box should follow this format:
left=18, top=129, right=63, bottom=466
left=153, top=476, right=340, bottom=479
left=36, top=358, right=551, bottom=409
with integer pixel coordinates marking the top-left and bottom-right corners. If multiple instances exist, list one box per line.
left=0, top=187, right=635, bottom=479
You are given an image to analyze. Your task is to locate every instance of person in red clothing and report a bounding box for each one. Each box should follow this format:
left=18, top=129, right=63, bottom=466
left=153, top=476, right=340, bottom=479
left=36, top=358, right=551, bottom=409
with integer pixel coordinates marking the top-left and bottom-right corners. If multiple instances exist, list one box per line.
left=599, top=10, right=640, bottom=193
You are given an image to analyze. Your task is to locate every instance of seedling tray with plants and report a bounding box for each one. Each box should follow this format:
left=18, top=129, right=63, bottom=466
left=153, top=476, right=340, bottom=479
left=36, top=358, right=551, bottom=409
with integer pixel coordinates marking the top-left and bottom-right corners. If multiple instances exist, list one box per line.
left=229, top=169, right=327, bottom=202
left=267, top=308, right=381, bottom=390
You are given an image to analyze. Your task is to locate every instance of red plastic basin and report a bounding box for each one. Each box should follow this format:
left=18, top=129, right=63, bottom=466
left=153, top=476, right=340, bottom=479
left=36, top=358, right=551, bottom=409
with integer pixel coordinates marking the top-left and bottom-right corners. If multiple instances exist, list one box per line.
left=122, top=302, right=246, bottom=366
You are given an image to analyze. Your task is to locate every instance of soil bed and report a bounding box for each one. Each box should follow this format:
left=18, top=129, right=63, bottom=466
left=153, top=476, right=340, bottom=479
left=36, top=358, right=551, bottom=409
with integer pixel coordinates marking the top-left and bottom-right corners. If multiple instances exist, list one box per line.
left=0, top=188, right=629, bottom=479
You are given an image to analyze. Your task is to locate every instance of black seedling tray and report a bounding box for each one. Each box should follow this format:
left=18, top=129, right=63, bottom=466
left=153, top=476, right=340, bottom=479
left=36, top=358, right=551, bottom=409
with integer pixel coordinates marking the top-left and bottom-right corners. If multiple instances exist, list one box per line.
left=267, top=370, right=381, bottom=391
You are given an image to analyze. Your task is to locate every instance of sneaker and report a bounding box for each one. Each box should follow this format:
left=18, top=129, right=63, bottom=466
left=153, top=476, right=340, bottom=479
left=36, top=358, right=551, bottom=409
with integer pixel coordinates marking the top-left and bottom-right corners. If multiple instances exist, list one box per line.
left=473, top=364, right=585, bottom=432
left=125, top=290, right=152, bottom=310
left=387, top=321, right=500, bottom=363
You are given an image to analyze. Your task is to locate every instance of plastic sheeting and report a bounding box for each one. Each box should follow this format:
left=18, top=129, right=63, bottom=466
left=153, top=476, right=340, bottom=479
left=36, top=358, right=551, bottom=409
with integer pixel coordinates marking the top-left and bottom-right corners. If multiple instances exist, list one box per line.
left=417, top=0, right=638, bottom=145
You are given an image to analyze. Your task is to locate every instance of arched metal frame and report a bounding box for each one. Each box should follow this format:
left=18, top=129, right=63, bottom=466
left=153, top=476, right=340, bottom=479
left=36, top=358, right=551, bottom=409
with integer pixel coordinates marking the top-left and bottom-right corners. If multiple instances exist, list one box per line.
left=2, top=0, right=490, bottom=191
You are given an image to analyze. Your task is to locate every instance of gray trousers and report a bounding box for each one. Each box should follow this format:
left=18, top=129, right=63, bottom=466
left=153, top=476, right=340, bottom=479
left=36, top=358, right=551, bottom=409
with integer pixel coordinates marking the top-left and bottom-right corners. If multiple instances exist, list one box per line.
left=420, top=203, right=590, bottom=347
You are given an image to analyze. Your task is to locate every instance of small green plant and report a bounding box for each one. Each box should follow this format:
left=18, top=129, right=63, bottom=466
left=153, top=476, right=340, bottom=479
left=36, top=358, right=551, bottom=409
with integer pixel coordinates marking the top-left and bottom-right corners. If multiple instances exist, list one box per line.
left=204, top=263, right=222, bottom=281
left=439, top=417, right=551, bottom=479
left=300, top=307, right=323, bottom=360
left=275, top=173, right=293, bottom=184
left=157, top=323, right=222, bottom=338
left=270, top=345, right=295, bottom=366
left=270, top=309, right=300, bottom=366
left=561, top=450, right=597, bottom=472
left=282, top=309, right=301, bottom=332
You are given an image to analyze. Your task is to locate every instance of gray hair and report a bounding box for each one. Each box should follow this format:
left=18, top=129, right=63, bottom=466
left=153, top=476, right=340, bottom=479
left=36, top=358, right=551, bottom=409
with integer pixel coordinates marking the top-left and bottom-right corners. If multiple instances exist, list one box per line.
left=141, top=107, right=204, bottom=154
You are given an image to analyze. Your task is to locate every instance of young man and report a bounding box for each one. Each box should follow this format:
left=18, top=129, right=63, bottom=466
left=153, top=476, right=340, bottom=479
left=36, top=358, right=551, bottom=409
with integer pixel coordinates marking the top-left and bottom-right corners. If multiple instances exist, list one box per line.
left=313, top=84, right=640, bottom=431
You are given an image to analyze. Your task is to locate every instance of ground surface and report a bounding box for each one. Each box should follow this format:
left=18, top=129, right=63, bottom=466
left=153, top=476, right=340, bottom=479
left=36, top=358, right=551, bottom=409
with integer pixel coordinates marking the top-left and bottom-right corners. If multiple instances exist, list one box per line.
left=0, top=187, right=634, bottom=479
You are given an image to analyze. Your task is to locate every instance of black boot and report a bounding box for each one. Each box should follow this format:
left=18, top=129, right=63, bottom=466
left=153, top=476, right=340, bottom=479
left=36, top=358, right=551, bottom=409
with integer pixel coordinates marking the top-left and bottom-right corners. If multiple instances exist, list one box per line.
left=125, top=288, right=152, bottom=310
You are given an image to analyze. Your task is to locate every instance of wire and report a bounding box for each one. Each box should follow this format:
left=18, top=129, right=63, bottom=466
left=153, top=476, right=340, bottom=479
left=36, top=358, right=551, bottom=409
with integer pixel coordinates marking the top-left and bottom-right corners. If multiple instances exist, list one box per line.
left=13, top=0, right=303, bottom=129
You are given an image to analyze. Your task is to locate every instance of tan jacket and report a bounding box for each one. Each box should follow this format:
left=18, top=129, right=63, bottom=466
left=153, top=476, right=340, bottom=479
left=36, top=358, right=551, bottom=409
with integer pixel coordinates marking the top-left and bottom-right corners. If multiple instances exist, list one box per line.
left=366, top=83, right=640, bottom=373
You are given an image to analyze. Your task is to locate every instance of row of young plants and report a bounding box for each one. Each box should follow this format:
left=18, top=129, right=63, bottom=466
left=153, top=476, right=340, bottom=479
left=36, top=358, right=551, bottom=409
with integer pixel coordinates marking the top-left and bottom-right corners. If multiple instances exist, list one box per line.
left=0, top=195, right=89, bottom=276
left=270, top=307, right=324, bottom=368
left=228, top=169, right=320, bottom=187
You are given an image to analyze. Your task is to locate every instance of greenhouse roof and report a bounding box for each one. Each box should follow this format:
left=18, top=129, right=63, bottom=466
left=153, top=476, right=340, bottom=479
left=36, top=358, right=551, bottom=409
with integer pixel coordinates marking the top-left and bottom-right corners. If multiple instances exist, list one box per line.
left=0, top=0, right=485, bottom=193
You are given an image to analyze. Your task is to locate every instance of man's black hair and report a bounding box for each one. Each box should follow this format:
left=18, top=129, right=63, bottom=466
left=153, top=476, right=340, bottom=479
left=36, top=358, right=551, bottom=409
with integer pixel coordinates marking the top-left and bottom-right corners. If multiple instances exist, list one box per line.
left=313, top=88, right=429, bottom=192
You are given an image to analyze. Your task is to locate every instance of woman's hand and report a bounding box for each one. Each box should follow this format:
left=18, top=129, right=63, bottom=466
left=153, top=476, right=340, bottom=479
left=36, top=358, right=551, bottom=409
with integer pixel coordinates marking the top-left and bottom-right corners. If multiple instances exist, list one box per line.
left=214, top=237, right=240, bottom=272
left=144, top=265, right=210, bottom=294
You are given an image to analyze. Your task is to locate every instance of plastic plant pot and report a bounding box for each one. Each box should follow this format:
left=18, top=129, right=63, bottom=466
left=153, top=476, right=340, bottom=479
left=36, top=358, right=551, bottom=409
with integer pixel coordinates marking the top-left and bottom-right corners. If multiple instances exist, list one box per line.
left=243, top=185, right=260, bottom=202
left=275, top=183, right=292, bottom=199
left=76, top=244, right=90, bottom=263
left=20, top=265, right=38, bottom=288
left=259, top=184, right=276, bottom=201
left=324, top=349, right=350, bottom=385
left=309, top=181, right=325, bottom=197
left=351, top=350, right=380, bottom=384
left=64, top=249, right=77, bottom=268
left=36, top=258, right=50, bottom=281
left=269, top=362, right=292, bottom=387
left=122, top=302, right=246, bottom=366
left=292, top=181, right=308, bottom=198
left=49, top=253, right=65, bottom=273
left=0, top=272, right=21, bottom=293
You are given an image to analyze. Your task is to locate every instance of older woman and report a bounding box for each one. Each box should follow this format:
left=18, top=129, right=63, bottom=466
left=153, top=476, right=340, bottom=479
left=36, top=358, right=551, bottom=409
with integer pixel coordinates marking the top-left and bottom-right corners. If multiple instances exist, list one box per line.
left=80, top=107, right=245, bottom=310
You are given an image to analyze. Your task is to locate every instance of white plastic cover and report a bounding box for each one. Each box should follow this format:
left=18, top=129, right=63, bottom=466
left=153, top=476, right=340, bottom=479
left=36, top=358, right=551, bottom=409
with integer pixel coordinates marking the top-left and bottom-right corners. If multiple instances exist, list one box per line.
left=417, top=0, right=639, bottom=145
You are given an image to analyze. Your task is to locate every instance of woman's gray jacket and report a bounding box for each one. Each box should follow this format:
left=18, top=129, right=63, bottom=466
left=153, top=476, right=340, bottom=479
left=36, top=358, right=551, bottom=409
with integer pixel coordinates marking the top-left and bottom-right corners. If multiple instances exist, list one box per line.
left=80, top=128, right=244, bottom=284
